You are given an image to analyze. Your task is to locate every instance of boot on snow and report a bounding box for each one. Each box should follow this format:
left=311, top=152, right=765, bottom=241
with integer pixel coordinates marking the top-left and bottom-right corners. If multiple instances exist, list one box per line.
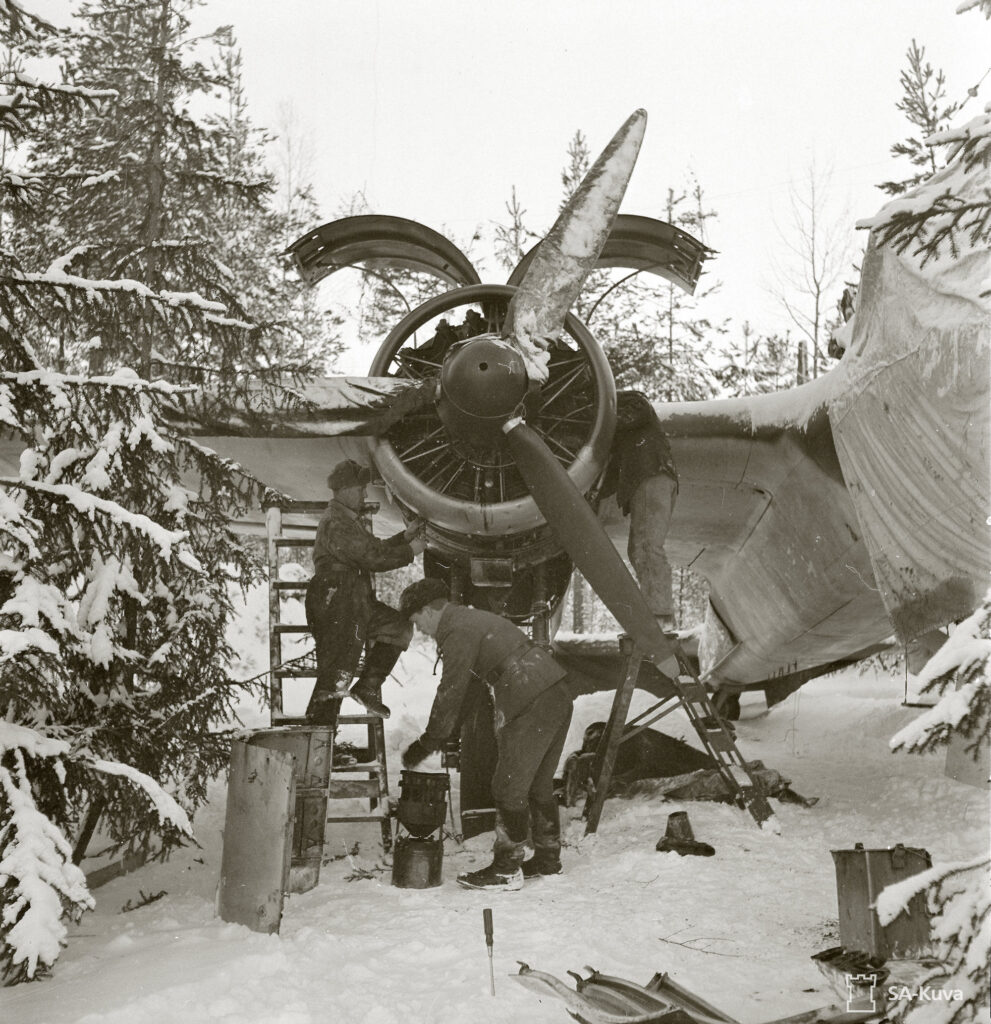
left=521, top=853, right=562, bottom=878
left=456, top=860, right=524, bottom=892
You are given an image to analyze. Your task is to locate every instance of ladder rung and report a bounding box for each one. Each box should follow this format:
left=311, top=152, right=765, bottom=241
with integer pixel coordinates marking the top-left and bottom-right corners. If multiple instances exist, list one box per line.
left=328, top=779, right=382, bottom=799
left=326, top=812, right=389, bottom=824
left=274, top=537, right=316, bottom=547
left=274, top=667, right=317, bottom=678
left=265, top=500, right=327, bottom=513
left=705, top=730, right=736, bottom=752
left=272, top=624, right=311, bottom=634
left=677, top=682, right=708, bottom=703
left=339, top=714, right=384, bottom=725
left=333, top=760, right=385, bottom=773
left=272, top=580, right=311, bottom=591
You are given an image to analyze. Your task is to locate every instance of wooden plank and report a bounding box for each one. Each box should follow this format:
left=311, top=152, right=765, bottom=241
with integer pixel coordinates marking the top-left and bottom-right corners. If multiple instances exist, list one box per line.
left=584, top=648, right=642, bottom=835
left=218, top=741, right=294, bottom=934
left=266, top=504, right=284, bottom=717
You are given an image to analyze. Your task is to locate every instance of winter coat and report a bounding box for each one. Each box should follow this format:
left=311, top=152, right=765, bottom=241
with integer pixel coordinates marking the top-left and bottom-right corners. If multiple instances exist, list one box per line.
left=600, top=390, right=678, bottom=514
left=422, top=604, right=568, bottom=748
left=306, top=500, right=414, bottom=675
left=312, top=500, right=413, bottom=579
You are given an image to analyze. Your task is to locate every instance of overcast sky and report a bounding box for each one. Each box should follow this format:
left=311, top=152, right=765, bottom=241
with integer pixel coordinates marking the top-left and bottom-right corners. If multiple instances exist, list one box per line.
left=36, top=1, right=991, bottom=369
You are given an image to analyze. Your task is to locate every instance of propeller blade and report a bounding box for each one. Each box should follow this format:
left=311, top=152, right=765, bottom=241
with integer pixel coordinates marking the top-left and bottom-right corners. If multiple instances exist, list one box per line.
left=506, top=214, right=714, bottom=297
left=506, top=110, right=647, bottom=383
left=502, top=417, right=681, bottom=679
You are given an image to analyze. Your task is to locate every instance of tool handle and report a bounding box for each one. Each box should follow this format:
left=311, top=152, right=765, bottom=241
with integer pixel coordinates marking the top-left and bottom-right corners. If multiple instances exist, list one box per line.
left=483, top=907, right=493, bottom=948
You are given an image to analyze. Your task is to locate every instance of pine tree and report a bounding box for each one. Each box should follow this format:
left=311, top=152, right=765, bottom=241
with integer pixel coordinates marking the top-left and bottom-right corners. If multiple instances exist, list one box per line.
left=716, top=321, right=793, bottom=397
left=493, top=185, right=532, bottom=274
left=595, top=177, right=727, bottom=403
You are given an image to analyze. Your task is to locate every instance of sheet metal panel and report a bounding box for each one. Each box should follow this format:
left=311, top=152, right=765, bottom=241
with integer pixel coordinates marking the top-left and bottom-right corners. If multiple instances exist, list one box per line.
left=218, top=741, right=294, bottom=934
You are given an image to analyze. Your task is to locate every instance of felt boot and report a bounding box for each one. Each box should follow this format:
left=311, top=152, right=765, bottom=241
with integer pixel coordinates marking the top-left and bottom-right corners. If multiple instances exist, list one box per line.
left=348, top=676, right=390, bottom=717
left=458, top=808, right=528, bottom=891
left=456, top=853, right=524, bottom=892
left=521, top=852, right=562, bottom=878
left=349, top=643, right=403, bottom=717
left=522, top=798, right=563, bottom=877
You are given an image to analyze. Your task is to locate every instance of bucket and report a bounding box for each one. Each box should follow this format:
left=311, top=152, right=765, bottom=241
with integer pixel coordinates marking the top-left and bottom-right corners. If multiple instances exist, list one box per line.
left=396, top=770, right=449, bottom=839
left=392, top=836, right=444, bottom=889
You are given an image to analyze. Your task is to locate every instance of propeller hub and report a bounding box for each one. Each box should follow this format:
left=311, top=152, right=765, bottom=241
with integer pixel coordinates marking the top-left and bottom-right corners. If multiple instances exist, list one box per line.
left=437, top=334, right=529, bottom=446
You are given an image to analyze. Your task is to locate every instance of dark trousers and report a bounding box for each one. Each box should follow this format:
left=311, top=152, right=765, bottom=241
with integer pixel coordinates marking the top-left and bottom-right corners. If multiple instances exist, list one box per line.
left=304, top=573, right=411, bottom=723
left=490, top=681, right=573, bottom=865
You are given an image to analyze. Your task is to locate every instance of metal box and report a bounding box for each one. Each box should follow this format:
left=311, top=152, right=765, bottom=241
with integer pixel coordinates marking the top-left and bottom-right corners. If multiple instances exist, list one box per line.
left=249, top=726, right=333, bottom=893
left=831, top=843, right=933, bottom=959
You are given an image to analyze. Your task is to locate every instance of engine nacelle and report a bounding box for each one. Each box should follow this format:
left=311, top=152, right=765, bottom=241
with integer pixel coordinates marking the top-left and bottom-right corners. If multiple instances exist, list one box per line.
left=369, top=285, right=616, bottom=544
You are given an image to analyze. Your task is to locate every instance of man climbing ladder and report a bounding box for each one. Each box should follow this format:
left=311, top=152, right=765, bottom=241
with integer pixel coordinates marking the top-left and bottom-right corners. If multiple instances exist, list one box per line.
left=305, top=458, right=425, bottom=725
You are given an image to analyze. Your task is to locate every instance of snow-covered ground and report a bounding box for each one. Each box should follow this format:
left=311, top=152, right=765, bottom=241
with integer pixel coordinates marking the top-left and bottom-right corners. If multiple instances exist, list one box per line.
left=3, top=586, right=988, bottom=1024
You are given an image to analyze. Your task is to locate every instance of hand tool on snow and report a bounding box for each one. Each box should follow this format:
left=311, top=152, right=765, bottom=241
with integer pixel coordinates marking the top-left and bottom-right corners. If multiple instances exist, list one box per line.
left=483, top=907, right=495, bottom=996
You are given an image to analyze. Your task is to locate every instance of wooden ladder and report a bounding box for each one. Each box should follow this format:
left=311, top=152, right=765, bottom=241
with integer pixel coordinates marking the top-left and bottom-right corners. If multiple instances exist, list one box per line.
left=583, top=634, right=774, bottom=834
left=264, top=498, right=393, bottom=853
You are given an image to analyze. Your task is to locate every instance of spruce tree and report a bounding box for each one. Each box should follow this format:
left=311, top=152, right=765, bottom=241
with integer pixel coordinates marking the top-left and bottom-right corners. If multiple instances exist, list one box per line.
left=12, top=0, right=286, bottom=380
left=879, top=40, right=960, bottom=197
left=1, top=2, right=271, bottom=983
left=884, top=595, right=990, bottom=1024
left=210, top=31, right=343, bottom=373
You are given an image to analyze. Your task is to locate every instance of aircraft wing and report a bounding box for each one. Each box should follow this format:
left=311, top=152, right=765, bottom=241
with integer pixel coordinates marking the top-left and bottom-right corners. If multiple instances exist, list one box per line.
left=598, top=378, right=894, bottom=693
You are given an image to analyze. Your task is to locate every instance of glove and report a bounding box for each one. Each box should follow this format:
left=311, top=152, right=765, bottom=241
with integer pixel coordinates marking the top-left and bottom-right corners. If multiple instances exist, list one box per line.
left=402, top=738, right=431, bottom=768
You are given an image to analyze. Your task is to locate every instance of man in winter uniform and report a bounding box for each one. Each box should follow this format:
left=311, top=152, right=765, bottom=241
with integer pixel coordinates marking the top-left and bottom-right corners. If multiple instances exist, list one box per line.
left=398, top=579, right=573, bottom=892
left=305, top=459, right=424, bottom=726
left=602, top=390, right=679, bottom=629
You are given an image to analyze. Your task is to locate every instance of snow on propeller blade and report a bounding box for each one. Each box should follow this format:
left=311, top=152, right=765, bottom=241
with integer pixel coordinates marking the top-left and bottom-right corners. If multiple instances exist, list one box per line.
left=504, top=417, right=681, bottom=679
left=495, top=108, right=680, bottom=676
left=501, top=108, right=647, bottom=384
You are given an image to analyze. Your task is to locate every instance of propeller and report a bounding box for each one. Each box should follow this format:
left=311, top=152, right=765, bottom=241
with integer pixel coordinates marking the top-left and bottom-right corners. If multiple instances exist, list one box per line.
left=492, top=109, right=683, bottom=677
left=503, top=109, right=647, bottom=383
left=503, top=417, right=682, bottom=679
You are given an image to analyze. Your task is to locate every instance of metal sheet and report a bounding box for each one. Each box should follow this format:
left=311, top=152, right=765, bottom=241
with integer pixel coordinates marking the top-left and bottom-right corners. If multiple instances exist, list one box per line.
left=217, top=741, right=294, bottom=934
left=829, top=239, right=990, bottom=640
left=286, top=215, right=481, bottom=289
left=507, top=214, right=711, bottom=296
left=248, top=727, right=334, bottom=892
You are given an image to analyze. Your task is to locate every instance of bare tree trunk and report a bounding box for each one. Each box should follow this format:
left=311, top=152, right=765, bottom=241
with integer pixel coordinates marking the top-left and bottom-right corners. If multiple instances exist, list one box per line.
left=571, top=573, right=585, bottom=633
